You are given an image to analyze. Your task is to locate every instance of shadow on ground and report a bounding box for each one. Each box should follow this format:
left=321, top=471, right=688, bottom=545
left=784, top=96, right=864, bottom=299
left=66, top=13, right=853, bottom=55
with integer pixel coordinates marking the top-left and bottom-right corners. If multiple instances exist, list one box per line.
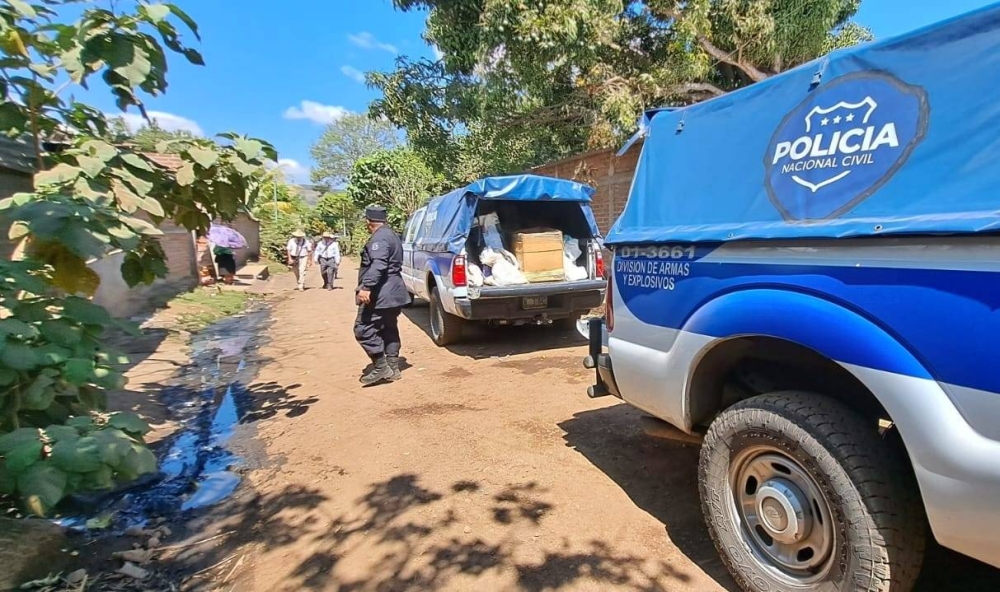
left=559, top=403, right=1000, bottom=592
left=402, top=303, right=586, bottom=360
left=171, top=471, right=699, bottom=591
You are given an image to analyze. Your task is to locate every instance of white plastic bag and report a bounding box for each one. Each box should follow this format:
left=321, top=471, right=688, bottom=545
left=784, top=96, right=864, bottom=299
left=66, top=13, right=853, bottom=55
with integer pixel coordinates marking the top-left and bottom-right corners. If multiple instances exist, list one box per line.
left=477, top=212, right=505, bottom=250
left=480, top=247, right=528, bottom=286
left=564, top=255, right=588, bottom=281
left=562, top=236, right=588, bottom=281
left=467, top=263, right=485, bottom=287
left=563, top=236, right=583, bottom=261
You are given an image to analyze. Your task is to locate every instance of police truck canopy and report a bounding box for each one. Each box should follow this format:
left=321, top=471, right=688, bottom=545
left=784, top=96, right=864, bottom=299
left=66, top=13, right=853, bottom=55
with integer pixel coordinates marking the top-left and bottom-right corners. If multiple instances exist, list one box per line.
left=607, top=3, right=1000, bottom=245
left=416, top=174, right=601, bottom=254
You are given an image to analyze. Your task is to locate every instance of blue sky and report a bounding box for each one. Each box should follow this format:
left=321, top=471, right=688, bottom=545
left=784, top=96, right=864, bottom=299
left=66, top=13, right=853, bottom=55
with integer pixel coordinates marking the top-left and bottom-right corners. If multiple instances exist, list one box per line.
left=84, top=0, right=996, bottom=184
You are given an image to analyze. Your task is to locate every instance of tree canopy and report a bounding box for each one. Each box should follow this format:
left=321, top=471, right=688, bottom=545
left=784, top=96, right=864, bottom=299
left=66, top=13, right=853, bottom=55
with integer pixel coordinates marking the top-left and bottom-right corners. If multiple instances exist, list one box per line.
left=309, top=112, right=400, bottom=188
left=346, top=148, right=445, bottom=232
left=370, top=0, right=873, bottom=181
left=0, top=0, right=275, bottom=514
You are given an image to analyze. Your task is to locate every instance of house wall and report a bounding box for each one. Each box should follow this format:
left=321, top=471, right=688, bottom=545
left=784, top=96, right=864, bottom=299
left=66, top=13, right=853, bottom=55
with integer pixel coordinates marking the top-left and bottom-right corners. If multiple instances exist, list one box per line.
left=231, top=213, right=260, bottom=266
left=531, top=143, right=642, bottom=236
left=90, top=220, right=198, bottom=318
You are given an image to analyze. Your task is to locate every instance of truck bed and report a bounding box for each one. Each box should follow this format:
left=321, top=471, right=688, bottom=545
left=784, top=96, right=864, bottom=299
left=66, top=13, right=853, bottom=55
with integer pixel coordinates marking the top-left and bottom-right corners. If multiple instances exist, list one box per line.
left=467, top=279, right=605, bottom=300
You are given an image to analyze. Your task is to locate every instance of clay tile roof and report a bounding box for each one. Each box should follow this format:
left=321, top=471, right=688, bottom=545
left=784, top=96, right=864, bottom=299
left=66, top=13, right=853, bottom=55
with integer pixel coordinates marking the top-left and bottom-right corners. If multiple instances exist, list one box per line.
left=144, top=152, right=184, bottom=171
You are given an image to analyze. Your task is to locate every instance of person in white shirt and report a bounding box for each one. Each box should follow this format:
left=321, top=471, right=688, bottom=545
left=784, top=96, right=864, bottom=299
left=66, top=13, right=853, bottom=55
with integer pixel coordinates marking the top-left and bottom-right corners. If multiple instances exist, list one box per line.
left=314, top=232, right=342, bottom=290
left=286, top=230, right=313, bottom=291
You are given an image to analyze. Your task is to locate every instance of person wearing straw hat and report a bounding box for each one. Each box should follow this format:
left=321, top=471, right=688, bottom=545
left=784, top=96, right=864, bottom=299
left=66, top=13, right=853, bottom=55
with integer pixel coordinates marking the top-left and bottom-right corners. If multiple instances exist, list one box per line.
left=354, top=205, right=408, bottom=385
left=314, top=231, right=342, bottom=290
left=286, top=229, right=313, bottom=291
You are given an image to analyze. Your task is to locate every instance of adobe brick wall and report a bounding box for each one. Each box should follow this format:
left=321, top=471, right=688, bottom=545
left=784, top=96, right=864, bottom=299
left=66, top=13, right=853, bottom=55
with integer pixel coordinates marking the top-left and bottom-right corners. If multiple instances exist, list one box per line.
left=531, top=142, right=642, bottom=236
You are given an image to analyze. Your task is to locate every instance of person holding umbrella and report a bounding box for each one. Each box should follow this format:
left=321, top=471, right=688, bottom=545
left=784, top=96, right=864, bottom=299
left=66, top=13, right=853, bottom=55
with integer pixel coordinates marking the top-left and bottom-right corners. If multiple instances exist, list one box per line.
left=207, top=223, right=247, bottom=285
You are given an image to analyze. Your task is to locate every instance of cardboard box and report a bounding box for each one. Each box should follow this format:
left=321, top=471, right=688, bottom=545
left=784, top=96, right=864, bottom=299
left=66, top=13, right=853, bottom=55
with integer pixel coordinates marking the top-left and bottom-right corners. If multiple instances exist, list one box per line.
left=511, top=228, right=565, bottom=282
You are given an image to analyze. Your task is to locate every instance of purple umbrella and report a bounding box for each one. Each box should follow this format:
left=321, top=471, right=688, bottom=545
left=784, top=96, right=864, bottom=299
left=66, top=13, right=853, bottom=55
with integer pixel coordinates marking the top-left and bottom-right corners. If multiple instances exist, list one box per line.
left=207, top=224, right=247, bottom=249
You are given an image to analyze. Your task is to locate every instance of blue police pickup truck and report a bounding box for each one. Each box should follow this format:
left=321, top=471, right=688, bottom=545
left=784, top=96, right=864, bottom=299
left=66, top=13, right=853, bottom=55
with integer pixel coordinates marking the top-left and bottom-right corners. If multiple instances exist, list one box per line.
left=585, top=5, right=1000, bottom=592
left=402, top=175, right=606, bottom=345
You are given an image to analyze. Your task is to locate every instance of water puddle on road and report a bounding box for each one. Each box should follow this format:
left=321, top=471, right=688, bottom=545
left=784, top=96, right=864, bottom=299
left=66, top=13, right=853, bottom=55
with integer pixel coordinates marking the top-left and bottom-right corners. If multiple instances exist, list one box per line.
left=59, top=304, right=271, bottom=530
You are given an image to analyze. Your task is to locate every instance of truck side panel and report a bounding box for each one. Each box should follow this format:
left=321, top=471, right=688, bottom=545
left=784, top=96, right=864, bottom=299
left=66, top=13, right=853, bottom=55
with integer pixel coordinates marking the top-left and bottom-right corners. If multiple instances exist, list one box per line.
left=611, top=236, right=1000, bottom=567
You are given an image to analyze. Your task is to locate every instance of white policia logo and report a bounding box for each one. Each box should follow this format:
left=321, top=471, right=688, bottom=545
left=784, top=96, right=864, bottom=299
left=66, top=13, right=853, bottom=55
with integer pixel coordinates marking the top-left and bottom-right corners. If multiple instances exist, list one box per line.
left=771, top=96, right=900, bottom=192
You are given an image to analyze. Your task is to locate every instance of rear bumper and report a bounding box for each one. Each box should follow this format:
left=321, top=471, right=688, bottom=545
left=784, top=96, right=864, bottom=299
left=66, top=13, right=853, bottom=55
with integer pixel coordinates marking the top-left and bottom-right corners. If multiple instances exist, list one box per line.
left=582, top=318, right=621, bottom=399
left=455, top=282, right=604, bottom=322
left=468, top=279, right=606, bottom=299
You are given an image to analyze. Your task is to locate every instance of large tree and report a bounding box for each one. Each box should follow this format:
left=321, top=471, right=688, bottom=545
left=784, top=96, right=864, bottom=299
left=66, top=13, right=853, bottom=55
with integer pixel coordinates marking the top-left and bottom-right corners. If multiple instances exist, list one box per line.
left=346, top=148, right=444, bottom=231
left=371, top=0, right=872, bottom=180
left=309, top=112, right=400, bottom=188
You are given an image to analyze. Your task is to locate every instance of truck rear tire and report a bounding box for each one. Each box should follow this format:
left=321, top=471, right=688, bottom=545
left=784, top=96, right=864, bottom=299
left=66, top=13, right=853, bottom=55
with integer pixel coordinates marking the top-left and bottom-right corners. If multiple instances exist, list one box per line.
left=429, top=286, right=463, bottom=346
left=698, top=391, right=925, bottom=592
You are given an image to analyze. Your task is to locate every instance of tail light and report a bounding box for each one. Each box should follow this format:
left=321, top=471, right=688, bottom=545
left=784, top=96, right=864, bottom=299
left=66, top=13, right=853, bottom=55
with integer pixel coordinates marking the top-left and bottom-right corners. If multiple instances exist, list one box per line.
left=452, top=255, right=467, bottom=287
left=605, top=272, right=614, bottom=332
left=594, top=247, right=605, bottom=279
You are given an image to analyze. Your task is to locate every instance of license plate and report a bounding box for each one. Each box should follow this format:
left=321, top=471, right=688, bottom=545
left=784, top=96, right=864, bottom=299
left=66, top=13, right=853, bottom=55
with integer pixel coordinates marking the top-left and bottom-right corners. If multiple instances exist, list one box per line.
left=522, top=296, right=548, bottom=310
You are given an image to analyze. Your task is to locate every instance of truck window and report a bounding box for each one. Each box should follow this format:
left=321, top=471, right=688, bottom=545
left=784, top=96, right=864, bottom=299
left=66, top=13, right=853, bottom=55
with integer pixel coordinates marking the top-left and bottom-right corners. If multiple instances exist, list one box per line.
left=405, top=208, right=426, bottom=243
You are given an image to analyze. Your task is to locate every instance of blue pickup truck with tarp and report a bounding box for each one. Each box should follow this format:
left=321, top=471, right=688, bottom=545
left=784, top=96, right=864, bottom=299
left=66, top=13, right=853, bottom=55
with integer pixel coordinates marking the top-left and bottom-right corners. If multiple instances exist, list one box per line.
left=401, top=175, right=606, bottom=345
left=584, top=4, right=1000, bottom=591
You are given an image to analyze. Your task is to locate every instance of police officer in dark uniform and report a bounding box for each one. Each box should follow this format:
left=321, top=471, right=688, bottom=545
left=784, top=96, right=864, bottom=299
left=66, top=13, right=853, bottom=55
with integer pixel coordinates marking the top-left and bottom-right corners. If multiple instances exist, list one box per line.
left=354, top=205, right=410, bottom=385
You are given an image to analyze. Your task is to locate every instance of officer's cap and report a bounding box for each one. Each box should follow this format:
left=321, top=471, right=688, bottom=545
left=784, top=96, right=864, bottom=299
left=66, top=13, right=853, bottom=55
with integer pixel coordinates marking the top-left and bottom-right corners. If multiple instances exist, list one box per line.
left=365, top=205, right=388, bottom=223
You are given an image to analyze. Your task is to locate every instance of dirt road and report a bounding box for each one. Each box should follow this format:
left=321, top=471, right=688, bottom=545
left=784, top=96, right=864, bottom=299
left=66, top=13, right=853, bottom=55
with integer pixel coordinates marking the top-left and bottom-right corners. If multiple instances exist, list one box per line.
left=179, top=260, right=998, bottom=591
left=205, top=262, right=723, bottom=591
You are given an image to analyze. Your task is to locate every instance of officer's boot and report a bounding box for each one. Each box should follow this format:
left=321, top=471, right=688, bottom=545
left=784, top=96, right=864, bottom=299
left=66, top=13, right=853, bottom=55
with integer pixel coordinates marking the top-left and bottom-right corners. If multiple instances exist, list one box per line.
left=360, top=356, right=393, bottom=386
left=387, top=356, right=402, bottom=382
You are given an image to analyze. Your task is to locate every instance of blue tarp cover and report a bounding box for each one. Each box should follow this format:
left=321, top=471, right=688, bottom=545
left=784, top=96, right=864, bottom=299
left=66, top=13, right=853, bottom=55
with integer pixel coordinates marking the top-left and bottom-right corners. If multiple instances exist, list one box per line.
left=608, top=3, right=1000, bottom=245
left=416, top=174, right=601, bottom=254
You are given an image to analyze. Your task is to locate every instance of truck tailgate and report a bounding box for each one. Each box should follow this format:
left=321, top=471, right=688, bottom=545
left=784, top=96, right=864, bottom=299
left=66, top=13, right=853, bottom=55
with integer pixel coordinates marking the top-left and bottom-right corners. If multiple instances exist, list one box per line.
left=468, top=280, right=605, bottom=300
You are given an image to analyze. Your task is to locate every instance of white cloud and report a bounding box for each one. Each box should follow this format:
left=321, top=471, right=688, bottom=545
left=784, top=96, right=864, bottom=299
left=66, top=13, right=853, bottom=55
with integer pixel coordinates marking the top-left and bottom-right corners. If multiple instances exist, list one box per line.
left=341, top=65, right=365, bottom=84
left=264, top=158, right=310, bottom=184
left=431, top=44, right=444, bottom=60
left=348, top=31, right=398, bottom=54
left=283, top=101, right=349, bottom=125
left=117, top=110, right=204, bottom=136
left=276, top=158, right=310, bottom=184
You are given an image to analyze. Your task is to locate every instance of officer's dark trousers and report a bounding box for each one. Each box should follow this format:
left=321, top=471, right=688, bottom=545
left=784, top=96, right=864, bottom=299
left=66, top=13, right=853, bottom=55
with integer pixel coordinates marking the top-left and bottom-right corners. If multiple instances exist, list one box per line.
left=354, top=306, right=402, bottom=359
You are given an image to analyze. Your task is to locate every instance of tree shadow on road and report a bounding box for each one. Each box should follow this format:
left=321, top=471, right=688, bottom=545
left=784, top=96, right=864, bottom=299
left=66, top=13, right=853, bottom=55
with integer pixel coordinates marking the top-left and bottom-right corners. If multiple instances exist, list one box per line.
left=239, top=381, right=317, bottom=422
left=558, top=403, right=1000, bottom=592
left=402, top=306, right=586, bottom=360
left=165, top=483, right=332, bottom=591
left=559, top=403, right=739, bottom=591
left=187, top=471, right=697, bottom=591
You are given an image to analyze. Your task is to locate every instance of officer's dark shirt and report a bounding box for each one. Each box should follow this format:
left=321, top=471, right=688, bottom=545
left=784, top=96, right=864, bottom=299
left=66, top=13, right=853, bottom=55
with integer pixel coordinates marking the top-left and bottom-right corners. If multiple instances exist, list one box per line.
left=357, top=224, right=409, bottom=309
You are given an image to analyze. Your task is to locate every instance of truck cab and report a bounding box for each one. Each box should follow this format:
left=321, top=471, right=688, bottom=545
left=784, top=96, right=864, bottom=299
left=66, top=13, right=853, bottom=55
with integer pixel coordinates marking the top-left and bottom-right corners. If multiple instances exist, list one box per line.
left=585, top=6, right=1000, bottom=592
